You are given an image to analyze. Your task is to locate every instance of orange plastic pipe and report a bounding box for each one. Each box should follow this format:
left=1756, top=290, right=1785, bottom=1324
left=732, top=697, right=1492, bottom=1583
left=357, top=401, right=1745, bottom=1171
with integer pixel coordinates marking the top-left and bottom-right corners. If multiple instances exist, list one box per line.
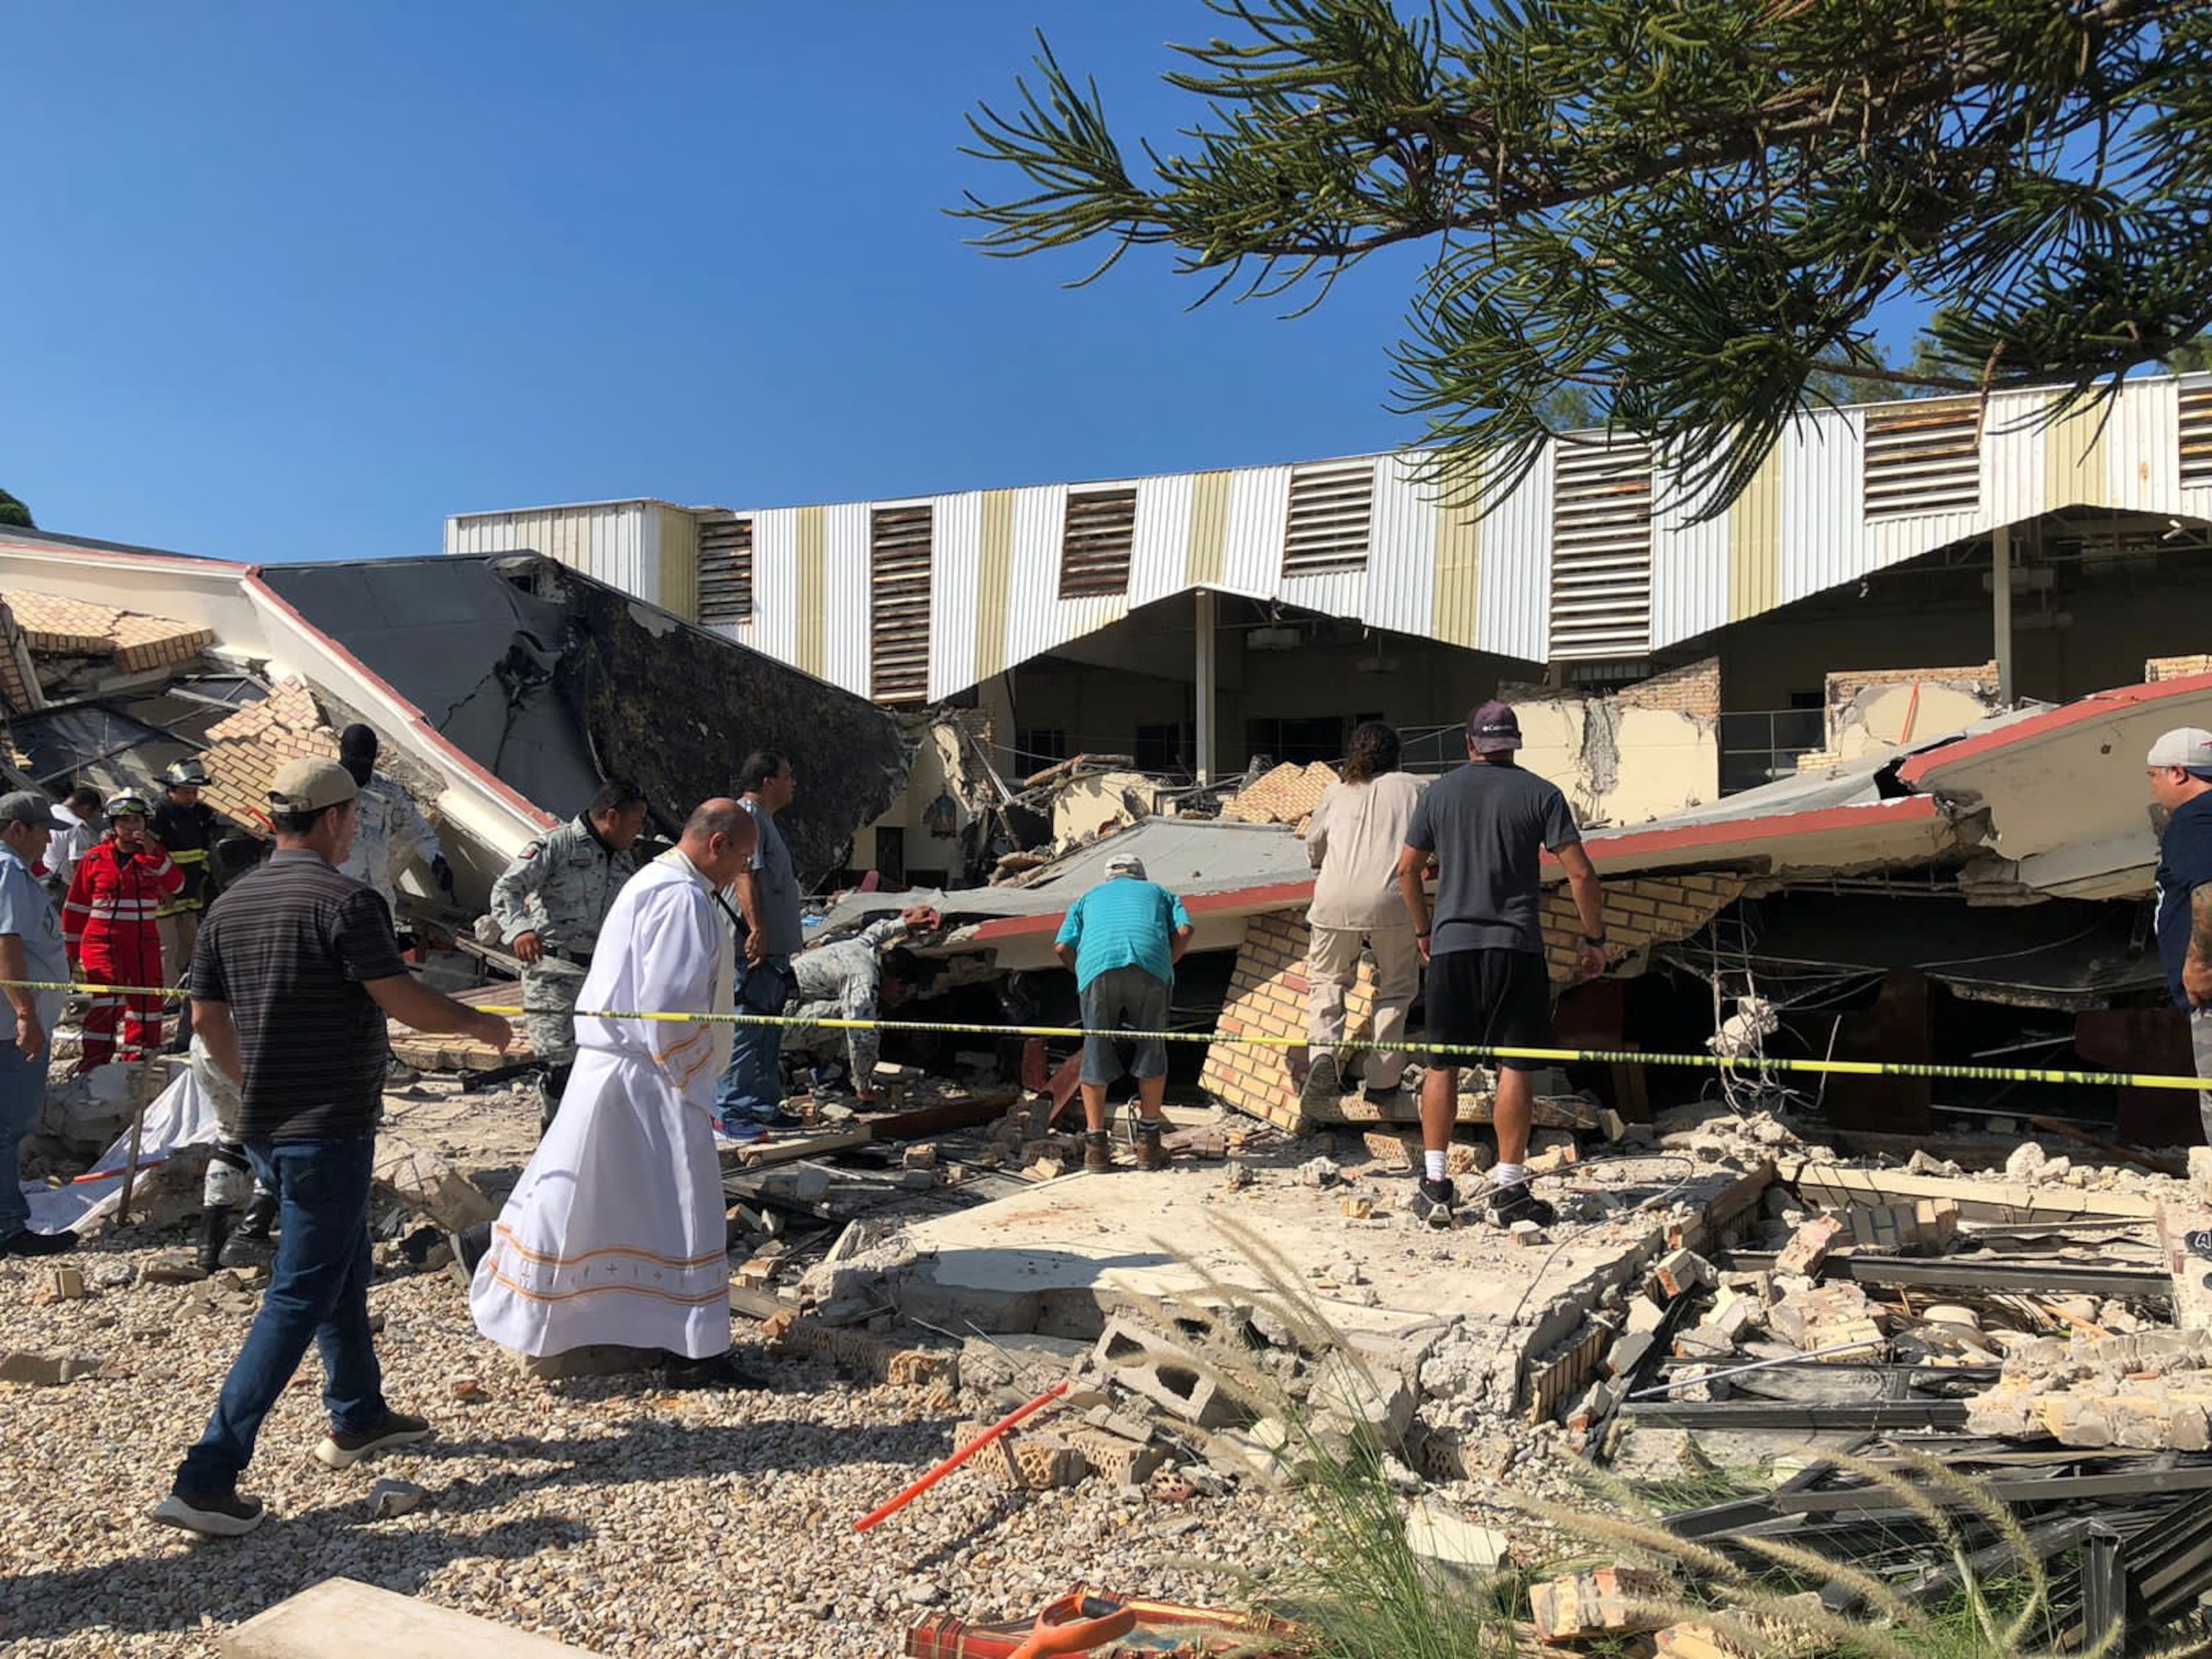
left=853, top=1380, right=1071, bottom=1532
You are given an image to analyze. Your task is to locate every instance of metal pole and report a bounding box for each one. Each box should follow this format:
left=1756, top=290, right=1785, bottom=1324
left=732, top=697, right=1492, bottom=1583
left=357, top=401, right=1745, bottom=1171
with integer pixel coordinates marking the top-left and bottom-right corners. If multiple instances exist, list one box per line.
left=1992, top=523, right=2015, bottom=706
left=1194, top=589, right=1218, bottom=785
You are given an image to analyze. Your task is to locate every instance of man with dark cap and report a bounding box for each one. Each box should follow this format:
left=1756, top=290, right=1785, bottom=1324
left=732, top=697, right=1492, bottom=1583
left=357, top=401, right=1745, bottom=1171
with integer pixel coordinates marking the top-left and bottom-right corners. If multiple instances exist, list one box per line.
left=334, top=724, right=451, bottom=920
left=1396, top=701, right=1609, bottom=1231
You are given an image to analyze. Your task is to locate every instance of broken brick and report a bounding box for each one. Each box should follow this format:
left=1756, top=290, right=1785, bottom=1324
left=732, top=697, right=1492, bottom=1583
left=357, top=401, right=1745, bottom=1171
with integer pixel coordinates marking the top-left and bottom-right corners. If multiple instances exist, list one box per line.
left=1649, top=1248, right=1716, bottom=1303
left=1773, top=1214, right=1845, bottom=1277
left=1529, top=1566, right=1671, bottom=1643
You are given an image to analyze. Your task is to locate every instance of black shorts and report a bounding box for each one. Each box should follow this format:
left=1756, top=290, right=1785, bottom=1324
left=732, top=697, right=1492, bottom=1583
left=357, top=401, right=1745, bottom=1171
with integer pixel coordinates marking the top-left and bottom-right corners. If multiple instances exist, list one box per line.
left=1425, top=948, right=1552, bottom=1072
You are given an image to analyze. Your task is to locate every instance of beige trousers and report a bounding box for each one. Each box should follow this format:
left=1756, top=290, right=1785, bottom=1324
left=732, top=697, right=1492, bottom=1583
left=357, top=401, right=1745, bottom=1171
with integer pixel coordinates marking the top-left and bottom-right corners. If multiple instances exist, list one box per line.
left=1306, top=922, right=1422, bottom=1091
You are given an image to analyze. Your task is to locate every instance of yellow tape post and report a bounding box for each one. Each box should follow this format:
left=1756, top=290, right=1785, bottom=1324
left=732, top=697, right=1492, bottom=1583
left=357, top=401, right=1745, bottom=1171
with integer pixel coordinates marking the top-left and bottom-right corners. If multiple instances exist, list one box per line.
left=15, top=977, right=2206, bottom=1096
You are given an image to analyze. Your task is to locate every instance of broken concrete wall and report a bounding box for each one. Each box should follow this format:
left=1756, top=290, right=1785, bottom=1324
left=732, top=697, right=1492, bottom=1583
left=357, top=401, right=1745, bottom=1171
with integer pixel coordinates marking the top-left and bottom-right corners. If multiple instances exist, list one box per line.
left=1796, top=661, right=2002, bottom=770
left=1051, top=769, right=1161, bottom=846
left=1220, top=760, right=1338, bottom=829
left=2146, top=653, right=2212, bottom=683
left=1507, top=659, right=1720, bottom=830
left=855, top=710, right=999, bottom=884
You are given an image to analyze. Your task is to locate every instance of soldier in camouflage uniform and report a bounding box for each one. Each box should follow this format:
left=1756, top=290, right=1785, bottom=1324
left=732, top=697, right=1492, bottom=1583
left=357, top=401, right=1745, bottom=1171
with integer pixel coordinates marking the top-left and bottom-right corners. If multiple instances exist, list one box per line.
left=485, top=779, right=650, bottom=1128
left=782, top=906, right=940, bottom=1103
left=336, top=725, right=451, bottom=917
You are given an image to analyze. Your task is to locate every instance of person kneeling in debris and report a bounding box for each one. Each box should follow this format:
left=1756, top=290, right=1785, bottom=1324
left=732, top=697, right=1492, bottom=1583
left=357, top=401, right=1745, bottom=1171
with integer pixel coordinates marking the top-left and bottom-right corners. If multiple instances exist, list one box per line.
left=465, top=799, right=761, bottom=1388
left=484, top=778, right=651, bottom=1130
left=155, top=759, right=511, bottom=1537
left=1053, top=853, right=1192, bottom=1173
left=781, top=906, right=941, bottom=1103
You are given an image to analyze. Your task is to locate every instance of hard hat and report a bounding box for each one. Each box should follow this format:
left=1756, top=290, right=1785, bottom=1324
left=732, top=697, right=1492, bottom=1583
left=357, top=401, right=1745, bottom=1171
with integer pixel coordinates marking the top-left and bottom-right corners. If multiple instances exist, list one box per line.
left=104, top=791, right=152, bottom=819
left=165, top=758, right=210, bottom=788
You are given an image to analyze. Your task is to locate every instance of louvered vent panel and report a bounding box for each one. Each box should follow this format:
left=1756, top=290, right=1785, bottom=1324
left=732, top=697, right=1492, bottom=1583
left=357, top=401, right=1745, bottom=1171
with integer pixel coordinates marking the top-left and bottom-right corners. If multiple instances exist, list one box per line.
left=1282, top=459, right=1374, bottom=576
left=1549, top=441, right=1653, bottom=660
left=2180, top=385, right=2212, bottom=490
left=696, top=513, right=753, bottom=626
left=1058, top=489, right=1136, bottom=598
left=1863, top=399, right=1982, bottom=520
left=870, top=506, right=933, bottom=703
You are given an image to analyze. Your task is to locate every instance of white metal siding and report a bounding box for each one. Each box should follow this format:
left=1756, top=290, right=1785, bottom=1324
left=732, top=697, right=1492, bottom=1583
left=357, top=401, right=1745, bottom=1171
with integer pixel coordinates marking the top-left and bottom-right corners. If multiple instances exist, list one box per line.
left=1474, top=444, right=1554, bottom=664
left=1979, top=390, right=2050, bottom=528
left=930, top=492, right=984, bottom=704
left=825, top=502, right=874, bottom=697
left=747, top=508, right=801, bottom=667
left=1128, top=472, right=1195, bottom=608
left=1649, top=453, right=1730, bottom=649
left=446, top=503, right=653, bottom=601
left=1781, top=411, right=1868, bottom=605
left=1362, top=452, right=1440, bottom=639
left=1218, top=466, right=1292, bottom=598
left=2115, top=376, right=2182, bottom=508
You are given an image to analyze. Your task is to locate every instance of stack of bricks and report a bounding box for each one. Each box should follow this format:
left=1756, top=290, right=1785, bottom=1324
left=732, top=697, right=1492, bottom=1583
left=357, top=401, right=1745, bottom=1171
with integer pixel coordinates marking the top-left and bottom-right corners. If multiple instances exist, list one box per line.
left=2146, top=653, right=2212, bottom=682
left=1202, top=871, right=1745, bottom=1129
left=1201, top=912, right=1372, bottom=1132
left=1218, top=760, right=1339, bottom=828
left=1845, top=1198, right=1958, bottom=1257
left=0, top=600, right=42, bottom=715
left=197, top=679, right=338, bottom=833
left=1768, top=1282, right=1887, bottom=1360
left=109, top=611, right=217, bottom=673
left=1528, top=1567, right=1671, bottom=1644
left=1536, top=873, right=1745, bottom=984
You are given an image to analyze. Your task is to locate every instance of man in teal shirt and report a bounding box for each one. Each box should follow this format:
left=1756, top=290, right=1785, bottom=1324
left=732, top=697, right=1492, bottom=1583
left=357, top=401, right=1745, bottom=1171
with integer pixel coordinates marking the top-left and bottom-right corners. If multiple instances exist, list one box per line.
left=1054, top=853, right=1192, bottom=1174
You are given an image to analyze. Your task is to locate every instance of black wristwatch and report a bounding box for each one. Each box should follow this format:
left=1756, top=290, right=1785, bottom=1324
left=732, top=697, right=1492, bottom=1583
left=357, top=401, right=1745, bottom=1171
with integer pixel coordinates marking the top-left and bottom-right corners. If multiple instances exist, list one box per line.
left=1581, top=934, right=1607, bottom=948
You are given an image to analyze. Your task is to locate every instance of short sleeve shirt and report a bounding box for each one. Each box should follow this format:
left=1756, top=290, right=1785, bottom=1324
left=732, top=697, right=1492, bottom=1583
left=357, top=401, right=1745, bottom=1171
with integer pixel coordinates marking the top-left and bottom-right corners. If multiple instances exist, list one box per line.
left=0, top=844, right=67, bottom=1041
left=1405, top=761, right=1581, bottom=957
left=2156, top=793, right=2212, bottom=1011
left=190, top=850, right=410, bottom=1141
left=1054, top=878, right=1192, bottom=991
left=742, top=800, right=806, bottom=958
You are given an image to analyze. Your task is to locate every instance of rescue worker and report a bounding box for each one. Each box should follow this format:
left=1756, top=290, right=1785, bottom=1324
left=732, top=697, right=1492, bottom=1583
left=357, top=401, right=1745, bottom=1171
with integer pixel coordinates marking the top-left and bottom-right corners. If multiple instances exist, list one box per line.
left=63, top=789, right=184, bottom=1069
left=152, top=758, right=222, bottom=1048
left=783, top=906, right=940, bottom=1104
left=335, top=724, right=451, bottom=922
left=485, top=778, right=651, bottom=1128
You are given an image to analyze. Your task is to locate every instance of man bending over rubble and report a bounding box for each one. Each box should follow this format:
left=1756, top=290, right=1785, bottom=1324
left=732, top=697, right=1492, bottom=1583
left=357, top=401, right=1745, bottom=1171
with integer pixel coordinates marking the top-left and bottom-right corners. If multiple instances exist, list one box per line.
left=2149, top=727, right=2212, bottom=1143
left=781, top=904, right=941, bottom=1104
left=155, top=759, right=511, bottom=1537
left=1054, top=852, right=1192, bottom=1173
left=1396, top=701, right=1606, bottom=1232
left=466, top=799, right=760, bottom=1388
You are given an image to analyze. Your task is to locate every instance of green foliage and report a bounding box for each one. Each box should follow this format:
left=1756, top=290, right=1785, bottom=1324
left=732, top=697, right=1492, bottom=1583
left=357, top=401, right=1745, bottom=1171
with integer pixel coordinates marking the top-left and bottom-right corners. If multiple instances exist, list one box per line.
left=959, top=0, right=2212, bottom=516
left=0, top=487, right=32, bottom=530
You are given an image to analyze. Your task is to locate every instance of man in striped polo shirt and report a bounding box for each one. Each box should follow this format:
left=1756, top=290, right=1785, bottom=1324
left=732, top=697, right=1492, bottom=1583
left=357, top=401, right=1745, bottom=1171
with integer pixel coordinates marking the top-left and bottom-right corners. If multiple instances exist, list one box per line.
left=153, top=759, right=511, bottom=1537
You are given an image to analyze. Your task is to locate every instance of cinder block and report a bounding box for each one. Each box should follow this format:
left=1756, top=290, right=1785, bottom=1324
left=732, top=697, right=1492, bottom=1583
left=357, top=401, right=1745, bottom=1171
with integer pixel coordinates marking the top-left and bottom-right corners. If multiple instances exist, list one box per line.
left=1092, top=1316, right=1238, bottom=1428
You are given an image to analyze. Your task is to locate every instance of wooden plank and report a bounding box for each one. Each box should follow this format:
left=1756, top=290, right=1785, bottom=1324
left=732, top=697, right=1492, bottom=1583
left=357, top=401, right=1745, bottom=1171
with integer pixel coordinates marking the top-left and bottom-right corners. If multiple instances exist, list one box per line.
left=221, top=1577, right=598, bottom=1658
left=1788, top=1164, right=2160, bottom=1223
left=721, top=1127, right=871, bottom=1170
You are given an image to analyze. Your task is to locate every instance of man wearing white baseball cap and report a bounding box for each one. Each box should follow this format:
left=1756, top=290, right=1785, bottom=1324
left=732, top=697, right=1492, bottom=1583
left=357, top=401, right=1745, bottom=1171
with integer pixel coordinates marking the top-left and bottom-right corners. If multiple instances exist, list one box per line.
left=2148, top=727, right=2212, bottom=1140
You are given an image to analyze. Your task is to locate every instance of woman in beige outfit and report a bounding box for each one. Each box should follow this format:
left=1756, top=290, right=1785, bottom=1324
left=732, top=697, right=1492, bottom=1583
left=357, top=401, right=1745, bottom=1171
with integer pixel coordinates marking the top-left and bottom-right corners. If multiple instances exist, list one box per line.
left=1302, top=722, right=1427, bottom=1113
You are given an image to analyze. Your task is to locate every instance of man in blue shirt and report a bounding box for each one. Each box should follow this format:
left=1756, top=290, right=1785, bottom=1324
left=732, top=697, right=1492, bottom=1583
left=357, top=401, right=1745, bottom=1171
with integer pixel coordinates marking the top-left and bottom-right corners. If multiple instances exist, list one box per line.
left=0, top=791, right=74, bottom=1256
left=1053, top=853, right=1192, bottom=1173
left=2149, top=727, right=2212, bottom=1143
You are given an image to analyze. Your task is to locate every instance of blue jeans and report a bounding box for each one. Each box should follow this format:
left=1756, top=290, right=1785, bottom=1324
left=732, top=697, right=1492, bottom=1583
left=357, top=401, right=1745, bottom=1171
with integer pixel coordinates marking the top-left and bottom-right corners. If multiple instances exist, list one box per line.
left=176, top=1135, right=384, bottom=1493
left=0, top=1038, right=50, bottom=1244
left=714, top=955, right=790, bottom=1123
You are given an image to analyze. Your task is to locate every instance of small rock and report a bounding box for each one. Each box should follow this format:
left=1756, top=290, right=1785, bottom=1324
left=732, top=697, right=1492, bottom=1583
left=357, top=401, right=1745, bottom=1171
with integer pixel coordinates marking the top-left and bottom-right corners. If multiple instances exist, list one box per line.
left=1509, top=1220, right=1547, bottom=1247
left=898, top=1168, right=935, bottom=1191
left=142, top=1254, right=209, bottom=1285
left=450, top=1376, right=490, bottom=1405
left=367, top=1478, right=428, bottom=1519
left=0, top=1349, right=102, bottom=1386
left=1341, top=1195, right=1375, bottom=1220
left=1223, top=1159, right=1254, bottom=1191
left=33, top=1267, right=87, bottom=1305
left=1296, top=1156, right=1341, bottom=1188
left=90, top=1261, right=136, bottom=1290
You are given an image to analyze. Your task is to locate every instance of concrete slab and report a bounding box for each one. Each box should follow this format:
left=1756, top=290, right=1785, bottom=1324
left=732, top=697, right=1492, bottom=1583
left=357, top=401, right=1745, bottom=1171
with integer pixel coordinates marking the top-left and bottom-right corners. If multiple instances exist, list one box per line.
left=220, top=1577, right=598, bottom=1658
left=890, top=1154, right=1764, bottom=1346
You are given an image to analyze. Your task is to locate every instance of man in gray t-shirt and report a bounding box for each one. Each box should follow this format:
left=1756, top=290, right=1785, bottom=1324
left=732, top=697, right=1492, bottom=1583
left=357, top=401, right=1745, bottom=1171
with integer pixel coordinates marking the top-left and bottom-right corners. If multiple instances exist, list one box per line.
left=1398, top=701, right=1608, bottom=1231
left=715, top=750, right=808, bottom=1136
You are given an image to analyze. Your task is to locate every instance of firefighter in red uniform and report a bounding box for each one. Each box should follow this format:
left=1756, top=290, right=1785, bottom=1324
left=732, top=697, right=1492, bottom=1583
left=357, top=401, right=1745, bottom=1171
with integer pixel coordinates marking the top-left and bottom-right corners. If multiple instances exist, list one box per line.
left=62, top=789, right=184, bottom=1070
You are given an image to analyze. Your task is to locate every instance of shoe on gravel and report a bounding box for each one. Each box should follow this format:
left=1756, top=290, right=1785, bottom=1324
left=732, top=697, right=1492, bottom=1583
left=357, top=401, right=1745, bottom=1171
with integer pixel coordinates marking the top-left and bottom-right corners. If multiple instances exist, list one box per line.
left=1298, top=1051, right=1342, bottom=1115
left=5, top=1228, right=79, bottom=1257
left=1413, top=1176, right=1456, bottom=1230
left=314, top=1410, right=432, bottom=1470
left=1082, top=1132, right=1115, bottom=1174
left=152, top=1486, right=266, bottom=1537
left=1488, top=1181, right=1558, bottom=1230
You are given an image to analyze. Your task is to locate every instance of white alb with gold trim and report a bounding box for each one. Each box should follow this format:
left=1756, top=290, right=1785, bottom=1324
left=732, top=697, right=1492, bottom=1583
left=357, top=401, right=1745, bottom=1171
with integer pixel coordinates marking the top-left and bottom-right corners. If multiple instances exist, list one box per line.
left=470, top=848, right=735, bottom=1359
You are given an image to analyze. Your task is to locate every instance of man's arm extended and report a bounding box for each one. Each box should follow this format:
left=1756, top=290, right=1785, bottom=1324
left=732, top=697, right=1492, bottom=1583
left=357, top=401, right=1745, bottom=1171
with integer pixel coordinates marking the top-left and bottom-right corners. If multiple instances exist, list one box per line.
left=1557, top=841, right=1608, bottom=981
left=1395, top=845, right=1431, bottom=958
left=0, top=935, right=45, bottom=1061
left=2187, top=884, right=2212, bottom=1006
left=367, top=974, right=512, bottom=1051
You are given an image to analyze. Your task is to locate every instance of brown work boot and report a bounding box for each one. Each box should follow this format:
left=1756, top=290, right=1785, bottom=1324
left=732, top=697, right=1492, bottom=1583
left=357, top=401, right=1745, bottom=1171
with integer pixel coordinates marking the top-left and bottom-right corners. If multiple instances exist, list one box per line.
left=1132, top=1124, right=1168, bottom=1172
left=1082, top=1132, right=1115, bottom=1174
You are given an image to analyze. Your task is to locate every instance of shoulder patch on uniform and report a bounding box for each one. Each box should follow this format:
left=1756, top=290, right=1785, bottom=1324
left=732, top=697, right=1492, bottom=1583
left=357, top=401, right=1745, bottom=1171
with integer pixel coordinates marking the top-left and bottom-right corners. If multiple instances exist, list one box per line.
left=521, top=842, right=544, bottom=860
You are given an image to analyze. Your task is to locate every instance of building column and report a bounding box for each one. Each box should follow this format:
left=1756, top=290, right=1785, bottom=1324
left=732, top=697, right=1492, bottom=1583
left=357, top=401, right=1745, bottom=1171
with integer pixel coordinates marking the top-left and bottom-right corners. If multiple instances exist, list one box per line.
left=1195, top=588, right=1218, bottom=784
left=1992, top=523, right=2014, bottom=706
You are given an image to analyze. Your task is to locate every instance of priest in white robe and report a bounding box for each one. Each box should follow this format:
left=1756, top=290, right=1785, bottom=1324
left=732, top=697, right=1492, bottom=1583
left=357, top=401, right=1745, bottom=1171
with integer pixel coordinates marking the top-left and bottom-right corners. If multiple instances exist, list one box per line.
left=470, top=799, right=757, bottom=1371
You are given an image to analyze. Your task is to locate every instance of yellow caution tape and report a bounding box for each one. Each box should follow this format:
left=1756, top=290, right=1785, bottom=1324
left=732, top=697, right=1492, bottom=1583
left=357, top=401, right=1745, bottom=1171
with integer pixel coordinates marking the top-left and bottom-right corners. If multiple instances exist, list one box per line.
left=15, top=977, right=2207, bottom=1095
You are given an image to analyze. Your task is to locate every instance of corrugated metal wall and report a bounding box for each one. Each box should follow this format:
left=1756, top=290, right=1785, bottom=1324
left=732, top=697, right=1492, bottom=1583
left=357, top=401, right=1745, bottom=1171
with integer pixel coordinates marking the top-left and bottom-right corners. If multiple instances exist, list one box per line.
left=445, top=374, right=2211, bottom=696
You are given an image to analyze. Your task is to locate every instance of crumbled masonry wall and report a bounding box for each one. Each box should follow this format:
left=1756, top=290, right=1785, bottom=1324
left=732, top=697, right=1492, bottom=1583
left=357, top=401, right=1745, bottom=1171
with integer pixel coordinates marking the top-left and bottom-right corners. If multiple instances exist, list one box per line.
left=2146, top=653, right=2212, bottom=682
left=199, top=680, right=339, bottom=832
left=0, top=590, right=215, bottom=680
left=0, top=600, right=42, bottom=715
left=1797, top=660, right=2001, bottom=770
left=1506, top=659, right=1721, bottom=830
left=1220, top=760, right=1338, bottom=829
left=1203, top=873, right=1747, bottom=1128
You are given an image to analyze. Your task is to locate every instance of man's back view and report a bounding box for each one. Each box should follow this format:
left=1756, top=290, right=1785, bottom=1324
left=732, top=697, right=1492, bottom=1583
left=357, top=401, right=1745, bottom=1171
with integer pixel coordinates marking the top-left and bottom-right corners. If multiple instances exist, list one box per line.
left=1398, top=701, right=1608, bottom=1231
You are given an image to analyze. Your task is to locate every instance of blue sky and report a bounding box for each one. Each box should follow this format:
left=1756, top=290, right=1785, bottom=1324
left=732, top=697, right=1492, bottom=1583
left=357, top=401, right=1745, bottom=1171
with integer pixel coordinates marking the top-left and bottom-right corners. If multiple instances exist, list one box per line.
left=5, top=3, right=1435, bottom=564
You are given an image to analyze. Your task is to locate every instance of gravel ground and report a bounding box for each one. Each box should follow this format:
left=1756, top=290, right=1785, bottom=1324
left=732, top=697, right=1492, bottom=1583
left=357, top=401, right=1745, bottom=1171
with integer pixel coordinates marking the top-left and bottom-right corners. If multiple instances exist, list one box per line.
left=0, top=1208, right=1309, bottom=1656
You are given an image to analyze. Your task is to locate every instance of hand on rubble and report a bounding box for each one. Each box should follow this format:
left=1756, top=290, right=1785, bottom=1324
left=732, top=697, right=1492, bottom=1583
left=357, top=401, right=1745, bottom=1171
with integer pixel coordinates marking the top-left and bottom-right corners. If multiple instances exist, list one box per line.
left=511, top=930, right=545, bottom=966
left=900, top=905, right=942, bottom=932
left=469, top=1010, right=514, bottom=1053
left=431, top=854, right=455, bottom=896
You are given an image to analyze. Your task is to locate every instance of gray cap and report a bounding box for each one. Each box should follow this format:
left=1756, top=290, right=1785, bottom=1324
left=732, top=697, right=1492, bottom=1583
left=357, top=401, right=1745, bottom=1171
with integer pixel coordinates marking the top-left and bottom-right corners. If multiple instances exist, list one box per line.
left=0, top=791, right=66, bottom=831
left=1104, top=852, right=1147, bottom=880
left=2146, top=727, right=2212, bottom=773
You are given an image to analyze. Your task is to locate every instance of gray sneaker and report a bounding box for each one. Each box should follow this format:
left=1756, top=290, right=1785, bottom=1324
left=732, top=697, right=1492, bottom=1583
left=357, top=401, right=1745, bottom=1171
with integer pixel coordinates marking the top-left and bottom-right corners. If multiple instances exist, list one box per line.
left=1299, top=1051, right=1342, bottom=1115
left=153, top=1486, right=266, bottom=1537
